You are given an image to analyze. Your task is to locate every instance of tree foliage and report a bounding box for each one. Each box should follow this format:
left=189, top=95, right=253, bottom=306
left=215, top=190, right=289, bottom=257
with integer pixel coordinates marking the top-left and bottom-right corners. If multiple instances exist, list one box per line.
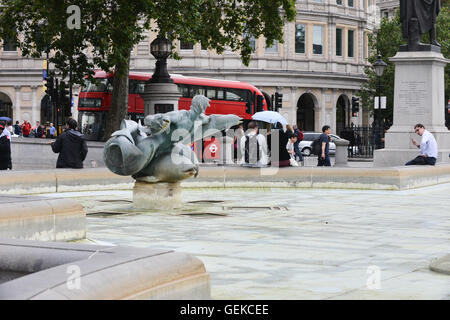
left=360, top=5, right=450, bottom=126
left=0, top=0, right=296, bottom=138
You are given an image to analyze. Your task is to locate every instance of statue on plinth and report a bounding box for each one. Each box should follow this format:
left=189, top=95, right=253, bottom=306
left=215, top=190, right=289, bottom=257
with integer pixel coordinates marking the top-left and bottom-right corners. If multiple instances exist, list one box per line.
left=400, top=0, right=441, bottom=51
left=103, top=95, right=241, bottom=184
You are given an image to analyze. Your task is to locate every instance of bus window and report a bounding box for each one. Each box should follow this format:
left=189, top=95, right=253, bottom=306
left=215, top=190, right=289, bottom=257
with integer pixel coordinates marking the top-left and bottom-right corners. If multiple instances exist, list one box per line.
left=180, top=84, right=190, bottom=98
left=192, top=86, right=206, bottom=97
left=207, top=87, right=216, bottom=100
left=137, top=81, right=146, bottom=94
left=225, top=88, right=246, bottom=102
left=79, top=111, right=106, bottom=141
left=81, top=78, right=110, bottom=92
left=129, top=80, right=137, bottom=94
left=216, top=89, right=224, bottom=100
left=256, top=95, right=264, bottom=112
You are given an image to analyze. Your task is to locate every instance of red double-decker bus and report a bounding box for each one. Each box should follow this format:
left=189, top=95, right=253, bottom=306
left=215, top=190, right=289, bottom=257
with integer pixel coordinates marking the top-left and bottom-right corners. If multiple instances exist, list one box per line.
left=78, top=70, right=269, bottom=141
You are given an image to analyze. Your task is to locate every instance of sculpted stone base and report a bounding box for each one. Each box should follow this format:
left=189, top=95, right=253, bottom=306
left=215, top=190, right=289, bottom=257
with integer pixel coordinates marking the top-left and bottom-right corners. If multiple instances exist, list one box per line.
left=133, top=181, right=182, bottom=210
left=374, top=51, right=450, bottom=167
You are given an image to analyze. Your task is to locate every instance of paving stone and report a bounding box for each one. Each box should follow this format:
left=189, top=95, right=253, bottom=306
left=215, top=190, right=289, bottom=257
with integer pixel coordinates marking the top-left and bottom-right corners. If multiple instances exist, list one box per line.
left=39, top=184, right=450, bottom=300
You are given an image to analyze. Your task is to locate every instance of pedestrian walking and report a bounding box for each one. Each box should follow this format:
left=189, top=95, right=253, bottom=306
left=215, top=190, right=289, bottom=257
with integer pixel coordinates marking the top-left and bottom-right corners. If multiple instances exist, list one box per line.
left=240, top=121, right=268, bottom=166
left=293, top=125, right=304, bottom=162
left=50, top=118, right=88, bottom=169
left=405, top=124, right=438, bottom=166
left=318, top=125, right=331, bottom=167
left=286, top=133, right=299, bottom=167
left=0, top=124, right=12, bottom=170
left=270, top=122, right=291, bottom=167
left=233, top=123, right=245, bottom=162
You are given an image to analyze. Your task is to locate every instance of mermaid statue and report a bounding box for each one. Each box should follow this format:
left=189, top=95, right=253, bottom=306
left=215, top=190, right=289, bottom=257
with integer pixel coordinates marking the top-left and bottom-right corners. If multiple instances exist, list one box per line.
left=103, top=95, right=241, bottom=183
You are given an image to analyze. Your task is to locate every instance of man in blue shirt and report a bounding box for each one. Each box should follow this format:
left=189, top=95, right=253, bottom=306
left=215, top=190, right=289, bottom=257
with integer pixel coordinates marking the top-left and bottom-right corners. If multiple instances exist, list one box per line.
left=405, top=123, right=438, bottom=166
left=318, top=125, right=331, bottom=167
left=49, top=123, right=56, bottom=138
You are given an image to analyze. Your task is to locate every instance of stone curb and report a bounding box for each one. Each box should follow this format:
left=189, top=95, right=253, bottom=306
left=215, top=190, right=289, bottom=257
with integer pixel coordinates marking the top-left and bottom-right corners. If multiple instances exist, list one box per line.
left=0, top=239, right=210, bottom=300
left=1, top=164, right=450, bottom=194
left=0, top=195, right=85, bottom=241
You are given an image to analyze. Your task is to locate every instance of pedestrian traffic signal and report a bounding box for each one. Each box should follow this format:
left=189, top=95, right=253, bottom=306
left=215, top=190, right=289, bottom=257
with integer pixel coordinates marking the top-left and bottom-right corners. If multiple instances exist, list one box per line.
left=351, top=97, right=360, bottom=115
left=274, top=92, right=283, bottom=110
left=59, top=81, right=71, bottom=116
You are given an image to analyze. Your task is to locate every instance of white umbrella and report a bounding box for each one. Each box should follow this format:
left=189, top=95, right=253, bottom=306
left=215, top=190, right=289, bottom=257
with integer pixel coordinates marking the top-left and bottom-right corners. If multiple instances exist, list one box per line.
left=252, top=111, right=288, bottom=125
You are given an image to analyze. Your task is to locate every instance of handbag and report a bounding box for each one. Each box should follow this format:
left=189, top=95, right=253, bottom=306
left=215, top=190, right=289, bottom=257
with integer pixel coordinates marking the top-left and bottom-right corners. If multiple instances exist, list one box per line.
left=289, top=157, right=299, bottom=167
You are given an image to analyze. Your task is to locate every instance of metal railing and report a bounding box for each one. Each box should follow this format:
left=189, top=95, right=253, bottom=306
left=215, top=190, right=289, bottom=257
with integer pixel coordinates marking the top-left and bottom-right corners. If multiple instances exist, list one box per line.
left=338, top=126, right=385, bottom=159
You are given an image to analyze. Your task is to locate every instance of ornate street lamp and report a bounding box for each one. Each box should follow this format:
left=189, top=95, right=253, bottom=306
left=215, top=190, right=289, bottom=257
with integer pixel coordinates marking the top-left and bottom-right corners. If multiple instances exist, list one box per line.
left=150, top=37, right=173, bottom=83
left=372, top=54, right=387, bottom=148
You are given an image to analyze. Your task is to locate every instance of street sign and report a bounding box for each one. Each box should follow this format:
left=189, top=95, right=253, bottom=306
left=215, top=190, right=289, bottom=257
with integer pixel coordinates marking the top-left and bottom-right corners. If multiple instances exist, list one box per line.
left=374, top=96, right=386, bottom=109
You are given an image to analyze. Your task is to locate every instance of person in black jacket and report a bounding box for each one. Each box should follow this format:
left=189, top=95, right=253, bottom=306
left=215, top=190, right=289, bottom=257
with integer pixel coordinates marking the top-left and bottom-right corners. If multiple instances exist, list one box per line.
left=0, top=124, right=12, bottom=170
left=270, top=122, right=291, bottom=167
left=50, top=119, right=88, bottom=168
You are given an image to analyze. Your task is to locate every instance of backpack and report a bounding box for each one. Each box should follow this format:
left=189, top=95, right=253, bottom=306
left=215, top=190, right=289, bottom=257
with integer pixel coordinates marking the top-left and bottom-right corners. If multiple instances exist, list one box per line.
left=295, top=129, right=304, bottom=142
left=244, top=135, right=260, bottom=164
left=311, top=138, right=322, bottom=156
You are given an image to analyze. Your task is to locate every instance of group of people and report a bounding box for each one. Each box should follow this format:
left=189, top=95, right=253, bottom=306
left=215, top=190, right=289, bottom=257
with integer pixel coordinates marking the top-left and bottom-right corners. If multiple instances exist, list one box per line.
left=10, top=120, right=57, bottom=138
left=0, top=118, right=88, bottom=171
left=234, top=121, right=314, bottom=167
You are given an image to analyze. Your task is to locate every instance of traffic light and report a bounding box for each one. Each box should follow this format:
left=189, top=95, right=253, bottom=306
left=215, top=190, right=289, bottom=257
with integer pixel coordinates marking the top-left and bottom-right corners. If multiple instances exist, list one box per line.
left=351, top=97, right=360, bottom=116
left=44, top=76, right=54, bottom=97
left=59, top=81, right=71, bottom=116
left=274, top=92, right=283, bottom=110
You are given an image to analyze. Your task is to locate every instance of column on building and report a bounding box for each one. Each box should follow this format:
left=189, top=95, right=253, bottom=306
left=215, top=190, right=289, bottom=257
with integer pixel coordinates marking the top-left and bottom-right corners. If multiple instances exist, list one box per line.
left=331, top=89, right=337, bottom=134
left=31, top=85, right=38, bottom=124
left=14, top=85, right=21, bottom=122
left=321, top=88, right=327, bottom=129
left=290, top=86, right=297, bottom=126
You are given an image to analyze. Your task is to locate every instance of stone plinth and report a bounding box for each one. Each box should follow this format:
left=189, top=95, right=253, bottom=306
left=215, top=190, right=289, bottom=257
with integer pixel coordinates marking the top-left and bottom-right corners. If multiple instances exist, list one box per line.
left=374, top=51, right=450, bottom=167
left=142, top=82, right=181, bottom=115
left=133, top=181, right=182, bottom=210
left=334, top=138, right=349, bottom=167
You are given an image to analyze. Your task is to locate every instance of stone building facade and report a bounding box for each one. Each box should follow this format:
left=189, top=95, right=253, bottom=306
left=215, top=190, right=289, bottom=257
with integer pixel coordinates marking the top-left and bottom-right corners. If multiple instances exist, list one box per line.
left=0, top=0, right=379, bottom=135
left=377, top=0, right=399, bottom=20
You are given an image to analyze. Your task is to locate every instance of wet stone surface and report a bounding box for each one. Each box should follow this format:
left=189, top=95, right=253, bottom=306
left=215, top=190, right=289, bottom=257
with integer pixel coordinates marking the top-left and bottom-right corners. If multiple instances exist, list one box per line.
left=41, top=184, right=450, bottom=300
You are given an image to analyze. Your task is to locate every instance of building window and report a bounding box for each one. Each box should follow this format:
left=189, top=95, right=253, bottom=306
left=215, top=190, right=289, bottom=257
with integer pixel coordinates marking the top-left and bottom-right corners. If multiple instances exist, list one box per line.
left=295, top=24, right=306, bottom=54
left=313, top=0, right=323, bottom=2
left=336, top=28, right=343, bottom=56
left=337, top=0, right=343, bottom=5
left=383, top=11, right=389, bottom=18
left=244, top=33, right=256, bottom=52
left=313, top=25, right=324, bottom=55
left=180, top=39, right=193, bottom=50
left=2, top=35, right=17, bottom=52
left=348, top=29, right=354, bottom=58
left=265, top=40, right=278, bottom=54
left=348, top=0, right=354, bottom=7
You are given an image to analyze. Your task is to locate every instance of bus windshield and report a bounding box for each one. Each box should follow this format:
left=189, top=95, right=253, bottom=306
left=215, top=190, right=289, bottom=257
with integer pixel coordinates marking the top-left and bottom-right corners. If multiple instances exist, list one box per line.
left=81, top=78, right=113, bottom=92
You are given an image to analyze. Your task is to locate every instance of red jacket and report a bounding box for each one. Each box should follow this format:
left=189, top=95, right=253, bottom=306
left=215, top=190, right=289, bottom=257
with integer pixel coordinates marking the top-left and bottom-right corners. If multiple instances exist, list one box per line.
left=21, top=122, right=31, bottom=136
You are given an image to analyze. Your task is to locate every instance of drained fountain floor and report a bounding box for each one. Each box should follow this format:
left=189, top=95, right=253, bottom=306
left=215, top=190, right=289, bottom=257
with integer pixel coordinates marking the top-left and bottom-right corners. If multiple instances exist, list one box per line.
left=41, top=185, right=450, bottom=300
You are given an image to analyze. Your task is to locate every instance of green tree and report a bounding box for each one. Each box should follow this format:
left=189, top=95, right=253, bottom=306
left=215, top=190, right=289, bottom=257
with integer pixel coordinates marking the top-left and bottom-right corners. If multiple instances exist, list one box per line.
left=0, top=0, right=296, bottom=139
left=360, top=5, right=450, bottom=127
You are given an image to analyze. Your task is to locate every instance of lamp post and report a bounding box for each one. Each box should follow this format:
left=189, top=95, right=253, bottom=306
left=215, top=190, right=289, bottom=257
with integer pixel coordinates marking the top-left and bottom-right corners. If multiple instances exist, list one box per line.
left=150, top=37, right=173, bottom=83
left=372, top=54, right=387, bottom=148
